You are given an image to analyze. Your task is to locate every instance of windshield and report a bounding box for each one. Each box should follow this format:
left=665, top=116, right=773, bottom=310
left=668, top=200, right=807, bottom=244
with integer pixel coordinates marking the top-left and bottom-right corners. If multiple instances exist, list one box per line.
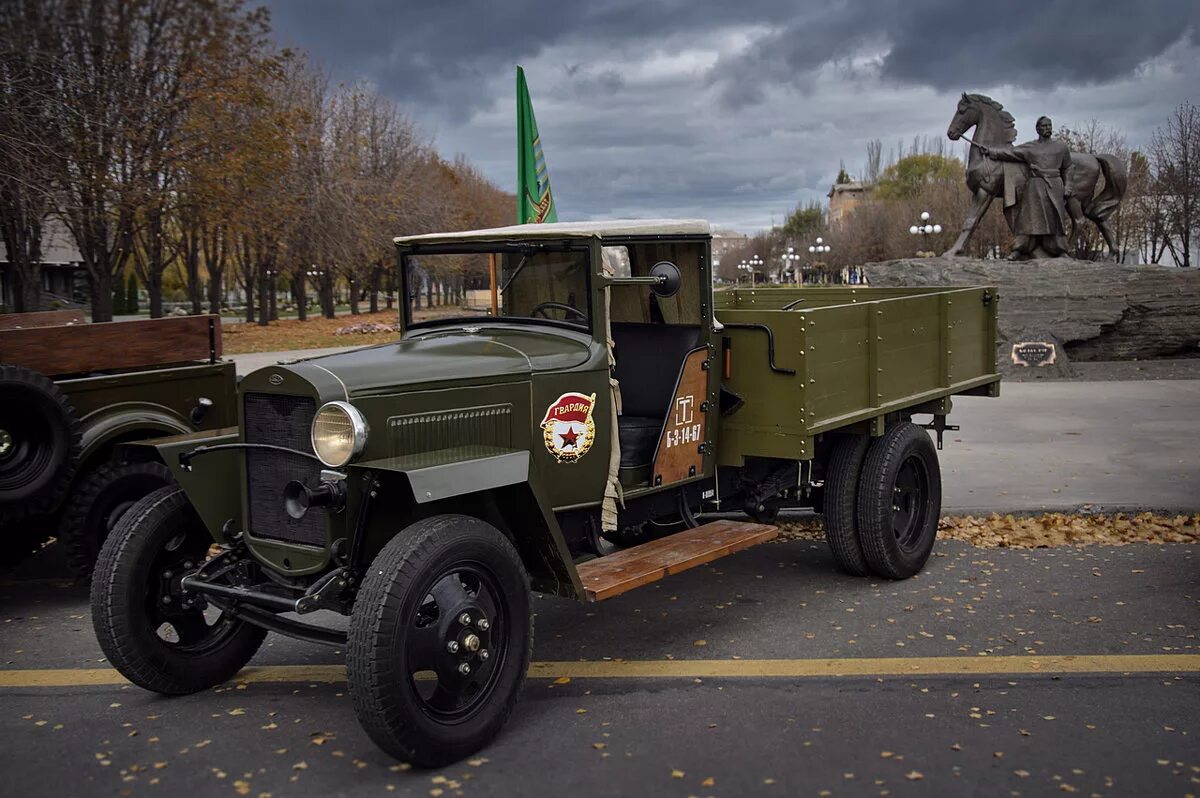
left=401, top=246, right=591, bottom=331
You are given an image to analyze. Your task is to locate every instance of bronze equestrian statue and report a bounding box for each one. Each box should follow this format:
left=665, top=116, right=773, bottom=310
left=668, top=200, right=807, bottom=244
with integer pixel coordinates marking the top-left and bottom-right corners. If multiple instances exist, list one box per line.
left=944, top=93, right=1126, bottom=260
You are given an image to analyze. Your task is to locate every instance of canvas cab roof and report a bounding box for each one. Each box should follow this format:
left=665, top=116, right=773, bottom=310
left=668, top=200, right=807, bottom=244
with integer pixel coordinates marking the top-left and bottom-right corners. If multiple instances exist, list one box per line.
left=393, top=219, right=712, bottom=245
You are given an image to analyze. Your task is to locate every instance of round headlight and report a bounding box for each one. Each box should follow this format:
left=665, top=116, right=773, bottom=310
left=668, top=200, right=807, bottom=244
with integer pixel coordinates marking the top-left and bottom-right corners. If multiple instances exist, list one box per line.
left=311, top=401, right=368, bottom=467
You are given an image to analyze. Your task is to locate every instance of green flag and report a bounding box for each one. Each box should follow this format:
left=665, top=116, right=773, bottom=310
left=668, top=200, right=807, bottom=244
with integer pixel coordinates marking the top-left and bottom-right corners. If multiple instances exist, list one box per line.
left=517, top=66, right=557, bottom=224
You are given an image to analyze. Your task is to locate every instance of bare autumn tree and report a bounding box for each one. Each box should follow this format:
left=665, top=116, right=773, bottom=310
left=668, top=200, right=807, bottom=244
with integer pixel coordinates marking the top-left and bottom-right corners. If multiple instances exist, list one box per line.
left=1055, top=120, right=1129, bottom=260
left=34, top=0, right=257, bottom=320
left=355, top=93, right=426, bottom=314
left=0, top=1, right=59, bottom=312
left=165, top=4, right=274, bottom=315
left=1128, top=151, right=1173, bottom=264
left=3, top=0, right=521, bottom=325
left=1151, top=101, right=1200, bottom=267
left=0, top=0, right=251, bottom=320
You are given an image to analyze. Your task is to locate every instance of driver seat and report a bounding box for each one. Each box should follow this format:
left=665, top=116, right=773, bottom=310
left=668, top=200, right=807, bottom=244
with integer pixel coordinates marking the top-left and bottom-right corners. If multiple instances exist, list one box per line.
left=612, top=323, right=703, bottom=481
left=618, top=416, right=660, bottom=470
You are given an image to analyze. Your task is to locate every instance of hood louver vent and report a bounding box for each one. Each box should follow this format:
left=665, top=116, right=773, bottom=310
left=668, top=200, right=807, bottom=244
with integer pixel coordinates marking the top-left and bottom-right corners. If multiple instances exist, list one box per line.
left=388, top=404, right=512, bottom=458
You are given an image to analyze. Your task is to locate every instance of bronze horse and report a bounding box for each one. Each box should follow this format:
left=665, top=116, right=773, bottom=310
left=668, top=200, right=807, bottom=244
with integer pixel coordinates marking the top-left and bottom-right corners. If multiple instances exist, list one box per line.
left=944, top=93, right=1126, bottom=258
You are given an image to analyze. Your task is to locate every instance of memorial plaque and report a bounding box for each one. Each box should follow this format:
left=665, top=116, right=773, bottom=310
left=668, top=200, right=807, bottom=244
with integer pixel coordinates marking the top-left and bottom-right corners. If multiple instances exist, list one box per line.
left=1011, top=341, right=1057, bottom=367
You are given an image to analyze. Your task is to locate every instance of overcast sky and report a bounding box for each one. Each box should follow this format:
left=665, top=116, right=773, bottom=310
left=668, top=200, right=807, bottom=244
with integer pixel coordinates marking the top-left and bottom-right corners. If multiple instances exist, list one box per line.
left=264, top=0, right=1200, bottom=232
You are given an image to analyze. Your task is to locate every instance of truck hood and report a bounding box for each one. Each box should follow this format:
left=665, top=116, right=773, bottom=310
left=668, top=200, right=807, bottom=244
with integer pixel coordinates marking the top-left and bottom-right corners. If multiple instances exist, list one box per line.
left=290, top=326, right=593, bottom=395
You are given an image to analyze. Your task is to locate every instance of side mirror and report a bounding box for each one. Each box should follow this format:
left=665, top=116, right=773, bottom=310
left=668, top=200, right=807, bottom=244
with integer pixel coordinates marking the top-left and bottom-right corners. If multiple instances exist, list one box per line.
left=649, top=261, right=681, bottom=298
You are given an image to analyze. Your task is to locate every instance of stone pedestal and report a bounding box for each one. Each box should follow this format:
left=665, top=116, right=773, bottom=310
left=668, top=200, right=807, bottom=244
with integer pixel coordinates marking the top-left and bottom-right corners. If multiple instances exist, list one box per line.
left=863, top=257, right=1200, bottom=373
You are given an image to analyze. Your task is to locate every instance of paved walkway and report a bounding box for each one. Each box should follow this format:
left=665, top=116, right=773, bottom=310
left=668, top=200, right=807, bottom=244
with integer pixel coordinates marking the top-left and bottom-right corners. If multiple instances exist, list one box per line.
left=939, top=380, right=1199, bottom=514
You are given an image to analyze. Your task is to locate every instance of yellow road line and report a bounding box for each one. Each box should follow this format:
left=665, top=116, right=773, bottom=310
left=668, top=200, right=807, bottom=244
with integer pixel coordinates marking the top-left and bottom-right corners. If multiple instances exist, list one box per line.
left=0, top=655, right=1196, bottom=688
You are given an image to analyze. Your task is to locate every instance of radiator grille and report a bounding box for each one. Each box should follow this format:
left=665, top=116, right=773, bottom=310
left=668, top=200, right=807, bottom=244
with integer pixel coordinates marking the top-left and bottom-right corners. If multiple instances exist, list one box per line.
left=243, top=392, right=325, bottom=547
left=388, top=404, right=512, bottom=457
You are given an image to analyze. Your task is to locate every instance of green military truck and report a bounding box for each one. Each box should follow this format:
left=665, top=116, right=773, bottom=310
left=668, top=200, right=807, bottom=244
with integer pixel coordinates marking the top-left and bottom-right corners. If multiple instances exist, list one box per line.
left=90, top=220, right=999, bottom=766
left=0, top=310, right=236, bottom=573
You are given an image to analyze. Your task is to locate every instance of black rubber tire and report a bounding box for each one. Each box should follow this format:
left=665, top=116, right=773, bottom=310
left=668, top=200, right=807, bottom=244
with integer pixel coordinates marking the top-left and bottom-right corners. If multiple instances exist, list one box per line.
left=822, top=434, right=871, bottom=576
left=348, top=514, right=532, bottom=767
left=856, top=422, right=942, bottom=579
left=0, top=363, right=81, bottom=522
left=62, top=459, right=175, bottom=579
left=91, top=486, right=266, bottom=695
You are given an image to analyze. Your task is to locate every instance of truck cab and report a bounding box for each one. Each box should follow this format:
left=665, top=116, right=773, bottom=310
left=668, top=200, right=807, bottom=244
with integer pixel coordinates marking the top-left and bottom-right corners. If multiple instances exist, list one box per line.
left=395, top=219, right=721, bottom=554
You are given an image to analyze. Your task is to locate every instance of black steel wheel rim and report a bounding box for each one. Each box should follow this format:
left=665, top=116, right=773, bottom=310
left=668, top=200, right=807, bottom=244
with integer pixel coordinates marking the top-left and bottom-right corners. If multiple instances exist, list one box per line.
left=406, top=561, right=508, bottom=723
left=0, top=398, right=54, bottom=492
left=891, top=454, right=931, bottom=551
left=144, top=522, right=236, bottom=653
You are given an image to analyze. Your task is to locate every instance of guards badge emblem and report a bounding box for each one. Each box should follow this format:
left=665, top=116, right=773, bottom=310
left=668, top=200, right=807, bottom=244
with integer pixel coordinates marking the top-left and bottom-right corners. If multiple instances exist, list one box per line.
left=540, top=392, right=597, bottom=463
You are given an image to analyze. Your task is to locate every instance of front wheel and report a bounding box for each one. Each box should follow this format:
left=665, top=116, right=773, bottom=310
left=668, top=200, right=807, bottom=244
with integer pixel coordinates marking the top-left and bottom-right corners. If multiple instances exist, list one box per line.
left=856, top=422, right=941, bottom=579
left=348, top=515, right=532, bottom=767
left=90, top=486, right=266, bottom=694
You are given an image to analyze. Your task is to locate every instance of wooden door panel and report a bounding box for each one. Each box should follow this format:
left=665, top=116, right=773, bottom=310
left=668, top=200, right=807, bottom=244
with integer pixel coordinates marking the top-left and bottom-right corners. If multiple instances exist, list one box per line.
left=652, top=346, right=708, bottom=485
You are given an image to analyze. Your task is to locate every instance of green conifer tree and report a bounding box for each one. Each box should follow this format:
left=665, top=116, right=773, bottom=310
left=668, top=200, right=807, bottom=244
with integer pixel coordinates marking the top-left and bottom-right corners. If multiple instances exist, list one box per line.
left=112, top=275, right=126, bottom=315
left=126, top=273, right=139, bottom=315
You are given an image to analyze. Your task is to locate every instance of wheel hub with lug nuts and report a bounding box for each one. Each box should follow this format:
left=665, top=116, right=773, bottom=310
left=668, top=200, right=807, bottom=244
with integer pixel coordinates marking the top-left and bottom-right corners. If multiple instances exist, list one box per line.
left=0, top=429, right=12, bottom=457
left=442, top=609, right=492, bottom=678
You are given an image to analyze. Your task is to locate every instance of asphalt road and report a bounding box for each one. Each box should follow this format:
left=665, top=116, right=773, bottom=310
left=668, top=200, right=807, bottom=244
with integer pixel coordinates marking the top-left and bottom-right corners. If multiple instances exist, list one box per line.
left=2, top=538, right=1197, bottom=797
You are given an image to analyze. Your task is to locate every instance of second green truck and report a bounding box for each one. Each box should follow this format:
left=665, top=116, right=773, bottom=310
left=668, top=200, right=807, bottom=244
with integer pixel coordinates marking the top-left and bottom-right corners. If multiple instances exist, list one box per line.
left=90, top=220, right=1000, bottom=767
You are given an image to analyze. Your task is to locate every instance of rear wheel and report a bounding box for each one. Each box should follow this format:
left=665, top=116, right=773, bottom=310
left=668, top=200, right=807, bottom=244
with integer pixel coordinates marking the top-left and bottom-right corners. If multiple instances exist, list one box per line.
left=0, top=364, right=81, bottom=522
left=856, top=423, right=941, bottom=579
left=348, top=514, right=531, bottom=767
left=822, top=434, right=870, bottom=576
left=91, top=486, right=266, bottom=694
left=62, top=459, right=174, bottom=579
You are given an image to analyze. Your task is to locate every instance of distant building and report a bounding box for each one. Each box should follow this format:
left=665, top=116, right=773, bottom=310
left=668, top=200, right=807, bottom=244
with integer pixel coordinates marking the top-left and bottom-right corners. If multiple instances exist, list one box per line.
left=711, top=228, right=750, bottom=267
left=827, top=181, right=869, bottom=226
left=0, top=217, right=86, bottom=309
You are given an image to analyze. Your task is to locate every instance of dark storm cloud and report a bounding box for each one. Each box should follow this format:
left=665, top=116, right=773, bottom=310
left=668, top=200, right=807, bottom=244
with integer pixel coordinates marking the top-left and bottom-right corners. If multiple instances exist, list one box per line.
left=711, top=0, right=1200, bottom=102
left=262, top=0, right=1200, bottom=229
left=266, top=0, right=792, bottom=118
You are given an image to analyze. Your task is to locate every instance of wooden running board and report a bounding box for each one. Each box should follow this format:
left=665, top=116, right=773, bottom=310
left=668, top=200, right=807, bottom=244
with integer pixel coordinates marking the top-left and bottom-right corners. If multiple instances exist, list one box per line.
left=576, top=520, right=778, bottom=602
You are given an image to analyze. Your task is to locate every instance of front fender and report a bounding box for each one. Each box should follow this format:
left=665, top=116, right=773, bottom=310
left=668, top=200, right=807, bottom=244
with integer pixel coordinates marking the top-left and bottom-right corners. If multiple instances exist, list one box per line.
left=120, top=427, right=242, bottom=543
left=350, top=450, right=584, bottom=599
left=80, top=403, right=194, bottom=467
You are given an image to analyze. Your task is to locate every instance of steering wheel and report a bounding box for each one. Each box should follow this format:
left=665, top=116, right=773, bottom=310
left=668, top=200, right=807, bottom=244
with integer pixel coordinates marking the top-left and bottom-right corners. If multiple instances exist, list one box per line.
left=530, top=302, right=586, bottom=323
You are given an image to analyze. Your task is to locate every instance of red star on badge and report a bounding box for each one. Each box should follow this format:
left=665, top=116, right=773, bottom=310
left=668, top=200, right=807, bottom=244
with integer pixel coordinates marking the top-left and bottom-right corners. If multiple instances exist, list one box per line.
left=559, top=427, right=579, bottom=448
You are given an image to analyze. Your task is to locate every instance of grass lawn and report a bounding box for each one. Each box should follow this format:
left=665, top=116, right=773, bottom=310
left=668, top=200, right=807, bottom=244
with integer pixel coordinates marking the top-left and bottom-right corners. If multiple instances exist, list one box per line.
left=220, top=306, right=468, bottom=354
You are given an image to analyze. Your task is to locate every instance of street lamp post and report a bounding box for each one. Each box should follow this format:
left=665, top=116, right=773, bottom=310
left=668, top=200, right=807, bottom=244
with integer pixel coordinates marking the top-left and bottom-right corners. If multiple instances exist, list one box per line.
left=739, top=255, right=763, bottom=286
left=909, top=211, right=942, bottom=255
left=782, top=246, right=801, bottom=285
left=807, top=237, right=831, bottom=284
